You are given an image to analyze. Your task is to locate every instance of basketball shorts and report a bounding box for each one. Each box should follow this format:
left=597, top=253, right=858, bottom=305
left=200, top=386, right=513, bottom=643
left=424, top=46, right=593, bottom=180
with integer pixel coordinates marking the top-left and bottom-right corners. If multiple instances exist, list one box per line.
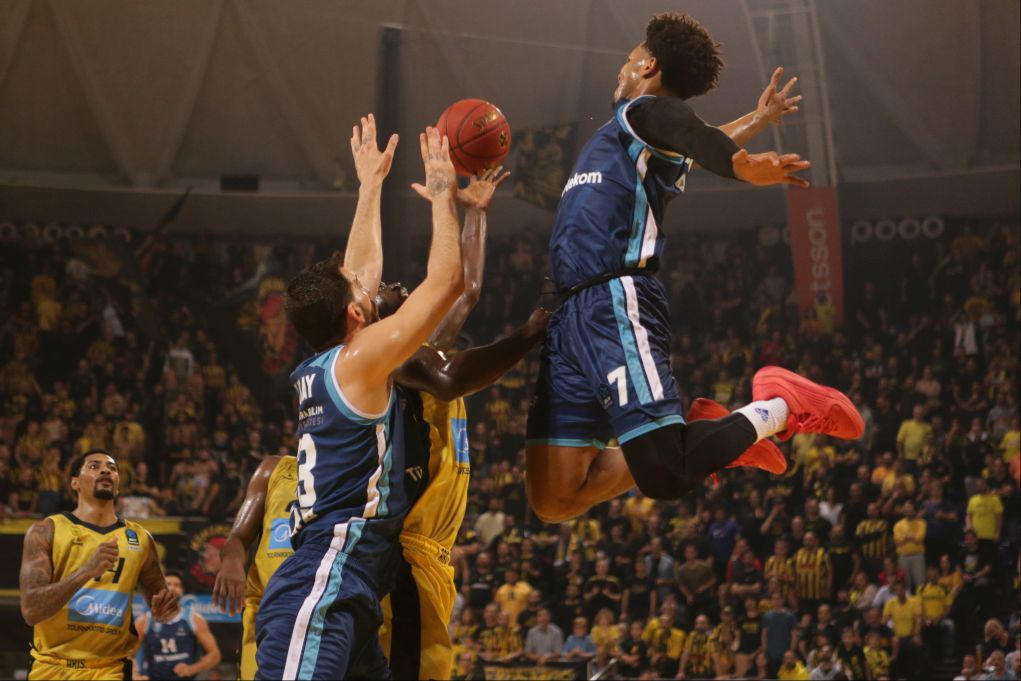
left=255, top=535, right=390, bottom=680
left=240, top=597, right=259, bottom=680
left=527, top=274, right=683, bottom=448
left=28, top=654, right=129, bottom=680
left=379, top=531, right=457, bottom=681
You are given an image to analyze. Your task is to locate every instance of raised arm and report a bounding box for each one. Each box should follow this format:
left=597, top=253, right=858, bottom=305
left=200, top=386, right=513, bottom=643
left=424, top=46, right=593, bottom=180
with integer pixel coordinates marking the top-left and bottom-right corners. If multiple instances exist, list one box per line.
left=626, top=97, right=810, bottom=188
left=394, top=308, right=549, bottom=402
left=213, top=455, right=281, bottom=615
left=344, top=113, right=399, bottom=295
left=718, top=67, right=801, bottom=147
left=338, top=127, right=464, bottom=413
left=139, top=532, right=179, bottom=623
left=427, top=167, right=510, bottom=351
left=20, top=519, right=117, bottom=626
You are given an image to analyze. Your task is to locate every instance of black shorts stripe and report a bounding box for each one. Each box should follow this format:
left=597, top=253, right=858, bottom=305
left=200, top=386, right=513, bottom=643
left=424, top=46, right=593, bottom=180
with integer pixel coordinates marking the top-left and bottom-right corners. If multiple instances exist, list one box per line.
left=388, top=554, right=422, bottom=679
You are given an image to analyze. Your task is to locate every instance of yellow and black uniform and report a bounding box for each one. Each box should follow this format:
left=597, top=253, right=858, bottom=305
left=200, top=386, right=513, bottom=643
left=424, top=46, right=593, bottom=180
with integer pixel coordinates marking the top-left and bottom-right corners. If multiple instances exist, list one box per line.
left=381, top=389, right=470, bottom=680
left=240, top=456, right=297, bottom=681
left=476, top=624, right=521, bottom=658
left=681, top=630, right=714, bottom=679
left=710, top=622, right=737, bottom=673
left=29, top=513, right=153, bottom=680
left=856, top=518, right=890, bottom=564
left=648, top=625, right=685, bottom=678
left=918, top=582, right=950, bottom=620
left=864, top=644, right=890, bottom=677
left=764, top=555, right=797, bottom=595
left=794, top=546, right=832, bottom=606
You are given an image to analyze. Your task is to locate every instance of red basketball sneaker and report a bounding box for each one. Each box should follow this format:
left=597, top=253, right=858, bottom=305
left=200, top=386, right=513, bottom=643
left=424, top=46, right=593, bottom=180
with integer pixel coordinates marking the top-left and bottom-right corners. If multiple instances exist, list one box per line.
left=686, top=398, right=788, bottom=475
left=752, top=366, right=864, bottom=441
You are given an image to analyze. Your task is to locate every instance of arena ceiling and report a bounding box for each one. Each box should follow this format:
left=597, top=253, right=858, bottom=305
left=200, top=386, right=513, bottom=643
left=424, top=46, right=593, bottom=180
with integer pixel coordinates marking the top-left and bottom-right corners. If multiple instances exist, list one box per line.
left=0, top=0, right=1018, bottom=236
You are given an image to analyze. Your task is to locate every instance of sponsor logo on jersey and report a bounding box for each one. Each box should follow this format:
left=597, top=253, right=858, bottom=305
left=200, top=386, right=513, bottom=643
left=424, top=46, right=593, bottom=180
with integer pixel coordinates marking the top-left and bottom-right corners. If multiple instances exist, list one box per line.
left=452, top=417, right=470, bottom=465
left=562, top=170, right=603, bottom=196
left=268, top=518, right=293, bottom=551
left=68, top=588, right=130, bottom=626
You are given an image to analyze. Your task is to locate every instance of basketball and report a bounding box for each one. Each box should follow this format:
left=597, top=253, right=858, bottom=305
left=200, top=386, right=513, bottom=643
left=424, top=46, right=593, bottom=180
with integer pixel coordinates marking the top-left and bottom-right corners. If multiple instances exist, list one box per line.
left=437, top=98, right=511, bottom=177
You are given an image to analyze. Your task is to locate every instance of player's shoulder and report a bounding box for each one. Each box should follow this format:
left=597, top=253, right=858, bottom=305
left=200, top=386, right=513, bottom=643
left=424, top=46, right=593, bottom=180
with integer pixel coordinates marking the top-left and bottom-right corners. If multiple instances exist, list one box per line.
left=271, top=454, right=298, bottom=483
left=24, top=515, right=57, bottom=544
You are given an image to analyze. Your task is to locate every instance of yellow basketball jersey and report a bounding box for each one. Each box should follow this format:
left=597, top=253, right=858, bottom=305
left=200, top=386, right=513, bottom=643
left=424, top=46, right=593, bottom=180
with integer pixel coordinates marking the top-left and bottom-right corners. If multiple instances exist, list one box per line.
left=402, top=394, right=470, bottom=552
left=245, top=455, right=297, bottom=602
left=32, top=513, right=152, bottom=664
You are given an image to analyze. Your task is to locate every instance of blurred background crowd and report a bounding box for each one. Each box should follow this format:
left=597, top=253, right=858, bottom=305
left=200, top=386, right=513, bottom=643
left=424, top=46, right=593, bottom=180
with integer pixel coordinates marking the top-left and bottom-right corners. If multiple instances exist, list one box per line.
left=0, top=217, right=1018, bottom=680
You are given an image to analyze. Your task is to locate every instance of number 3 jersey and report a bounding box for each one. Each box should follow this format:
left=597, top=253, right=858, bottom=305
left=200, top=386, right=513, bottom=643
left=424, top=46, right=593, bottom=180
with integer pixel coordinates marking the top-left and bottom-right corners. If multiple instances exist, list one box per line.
left=288, top=344, right=409, bottom=560
left=32, top=513, right=152, bottom=664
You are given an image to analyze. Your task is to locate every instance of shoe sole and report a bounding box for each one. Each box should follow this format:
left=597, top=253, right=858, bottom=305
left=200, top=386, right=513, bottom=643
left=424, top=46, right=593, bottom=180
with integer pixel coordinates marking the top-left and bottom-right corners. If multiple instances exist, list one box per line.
left=752, top=366, right=864, bottom=439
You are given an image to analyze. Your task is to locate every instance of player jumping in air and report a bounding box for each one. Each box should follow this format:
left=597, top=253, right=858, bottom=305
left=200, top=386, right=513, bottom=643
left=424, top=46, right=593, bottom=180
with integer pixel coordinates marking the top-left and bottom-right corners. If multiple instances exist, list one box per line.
left=525, top=12, right=863, bottom=522
left=19, top=449, right=179, bottom=680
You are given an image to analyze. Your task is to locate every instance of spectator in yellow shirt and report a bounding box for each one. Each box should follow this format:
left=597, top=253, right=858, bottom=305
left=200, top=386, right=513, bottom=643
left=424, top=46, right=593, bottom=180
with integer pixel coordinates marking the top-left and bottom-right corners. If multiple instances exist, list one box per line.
left=918, top=565, right=955, bottom=662
left=883, top=580, right=923, bottom=677
left=776, top=650, right=810, bottom=680
left=589, top=609, right=621, bottom=649
left=880, top=458, right=916, bottom=498
left=864, top=630, right=891, bottom=678
left=647, top=611, right=685, bottom=679
left=893, top=500, right=927, bottom=592
left=999, top=416, right=1020, bottom=462
left=494, top=567, right=533, bottom=623
left=897, top=405, right=932, bottom=466
left=966, top=477, right=1003, bottom=542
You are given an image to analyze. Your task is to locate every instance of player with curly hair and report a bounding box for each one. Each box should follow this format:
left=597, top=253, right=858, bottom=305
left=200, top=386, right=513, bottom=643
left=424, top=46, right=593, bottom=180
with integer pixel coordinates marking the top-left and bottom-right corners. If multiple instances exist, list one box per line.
left=526, top=12, right=863, bottom=522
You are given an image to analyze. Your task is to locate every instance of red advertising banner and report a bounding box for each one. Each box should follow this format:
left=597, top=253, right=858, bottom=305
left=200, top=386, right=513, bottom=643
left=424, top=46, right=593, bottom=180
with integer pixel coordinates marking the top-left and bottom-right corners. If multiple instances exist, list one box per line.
left=786, top=186, right=845, bottom=328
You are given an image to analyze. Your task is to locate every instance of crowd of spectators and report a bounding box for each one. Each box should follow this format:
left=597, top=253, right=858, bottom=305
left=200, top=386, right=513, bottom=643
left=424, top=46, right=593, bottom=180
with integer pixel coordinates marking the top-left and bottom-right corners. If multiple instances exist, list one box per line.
left=1, top=217, right=1018, bottom=680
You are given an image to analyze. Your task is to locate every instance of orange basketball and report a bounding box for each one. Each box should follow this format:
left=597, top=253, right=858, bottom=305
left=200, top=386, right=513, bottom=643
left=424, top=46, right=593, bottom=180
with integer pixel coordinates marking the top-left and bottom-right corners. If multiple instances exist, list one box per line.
left=436, top=99, right=511, bottom=177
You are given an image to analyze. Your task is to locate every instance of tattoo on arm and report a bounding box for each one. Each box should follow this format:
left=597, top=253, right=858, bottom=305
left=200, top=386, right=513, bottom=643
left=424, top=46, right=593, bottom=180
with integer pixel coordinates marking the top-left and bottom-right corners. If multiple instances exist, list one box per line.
left=19, top=519, right=90, bottom=626
left=427, top=175, right=452, bottom=195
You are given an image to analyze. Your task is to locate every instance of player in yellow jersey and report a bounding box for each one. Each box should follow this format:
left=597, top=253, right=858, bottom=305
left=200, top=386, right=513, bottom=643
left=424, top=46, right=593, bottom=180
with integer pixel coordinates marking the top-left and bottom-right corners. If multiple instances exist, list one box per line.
left=211, top=454, right=296, bottom=680
left=371, top=170, right=551, bottom=680
left=19, top=449, right=179, bottom=680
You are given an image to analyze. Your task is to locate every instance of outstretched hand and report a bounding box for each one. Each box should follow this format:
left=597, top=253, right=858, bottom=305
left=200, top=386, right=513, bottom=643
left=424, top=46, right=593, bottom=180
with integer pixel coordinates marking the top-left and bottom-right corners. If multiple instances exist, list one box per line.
left=757, top=67, right=802, bottom=125
left=350, top=113, right=398, bottom=188
left=732, top=149, right=810, bottom=188
left=410, top=127, right=457, bottom=200
left=456, top=166, right=511, bottom=210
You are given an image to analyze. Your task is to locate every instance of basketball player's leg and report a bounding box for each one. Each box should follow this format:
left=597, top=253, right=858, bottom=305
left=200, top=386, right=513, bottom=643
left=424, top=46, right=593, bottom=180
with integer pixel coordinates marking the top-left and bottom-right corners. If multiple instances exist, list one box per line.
left=524, top=310, right=638, bottom=522
left=240, top=598, right=259, bottom=680
left=525, top=443, right=634, bottom=523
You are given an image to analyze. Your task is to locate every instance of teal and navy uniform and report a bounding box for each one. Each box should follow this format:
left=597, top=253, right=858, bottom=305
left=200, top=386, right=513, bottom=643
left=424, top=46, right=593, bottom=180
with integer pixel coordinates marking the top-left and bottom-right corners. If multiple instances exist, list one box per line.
left=138, top=608, right=199, bottom=680
left=528, top=95, right=694, bottom=448
left=255, top=343, right=407, bottom=680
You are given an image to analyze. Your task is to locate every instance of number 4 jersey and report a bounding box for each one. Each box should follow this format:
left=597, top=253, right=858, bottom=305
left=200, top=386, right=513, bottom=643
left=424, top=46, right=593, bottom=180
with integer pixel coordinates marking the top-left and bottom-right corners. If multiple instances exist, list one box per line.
left=32, top=513, right=153, bottom=665
left=288, top=344, right=409, bottom=554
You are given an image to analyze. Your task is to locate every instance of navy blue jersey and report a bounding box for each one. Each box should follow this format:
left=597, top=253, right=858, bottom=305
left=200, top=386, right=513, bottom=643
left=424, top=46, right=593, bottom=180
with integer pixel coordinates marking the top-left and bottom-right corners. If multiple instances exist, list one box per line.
left=549, top=96, right=692, bottom=289
left=288, top=344, right=408, bottom=550
left=139, top=610, right=199, bottom=680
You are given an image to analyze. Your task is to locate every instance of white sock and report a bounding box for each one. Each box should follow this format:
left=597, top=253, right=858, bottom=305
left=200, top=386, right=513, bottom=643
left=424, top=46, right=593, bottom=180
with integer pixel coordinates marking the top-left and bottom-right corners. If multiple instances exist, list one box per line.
left=735, top=398, right=790, bottom=441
